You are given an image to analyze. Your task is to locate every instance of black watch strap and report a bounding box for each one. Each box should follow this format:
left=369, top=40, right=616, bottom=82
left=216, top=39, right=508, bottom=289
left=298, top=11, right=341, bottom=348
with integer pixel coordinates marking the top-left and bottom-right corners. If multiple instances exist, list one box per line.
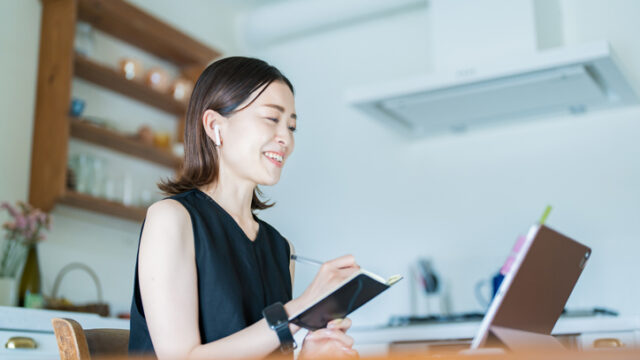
left=263, top=302, right=296, bottom=353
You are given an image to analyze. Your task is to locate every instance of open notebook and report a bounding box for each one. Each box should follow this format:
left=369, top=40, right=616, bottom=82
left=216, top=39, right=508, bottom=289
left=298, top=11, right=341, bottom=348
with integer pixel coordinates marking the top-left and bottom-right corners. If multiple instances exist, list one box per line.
left=289, top=270, right=403, bottom=330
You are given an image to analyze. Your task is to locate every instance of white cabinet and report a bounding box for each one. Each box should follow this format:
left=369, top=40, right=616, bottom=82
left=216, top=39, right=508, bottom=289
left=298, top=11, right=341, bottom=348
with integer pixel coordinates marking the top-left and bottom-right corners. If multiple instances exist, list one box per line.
left=0, top=330, right=59, bottom=360
left=0, top=306, right=129, bottom=360
left=578, top=330, right=638, bottom=350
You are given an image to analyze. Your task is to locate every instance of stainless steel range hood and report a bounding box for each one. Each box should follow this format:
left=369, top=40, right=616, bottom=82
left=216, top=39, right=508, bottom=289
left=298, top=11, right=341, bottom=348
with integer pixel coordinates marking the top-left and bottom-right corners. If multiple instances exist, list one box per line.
left=346, top=41, right=638, bottom=136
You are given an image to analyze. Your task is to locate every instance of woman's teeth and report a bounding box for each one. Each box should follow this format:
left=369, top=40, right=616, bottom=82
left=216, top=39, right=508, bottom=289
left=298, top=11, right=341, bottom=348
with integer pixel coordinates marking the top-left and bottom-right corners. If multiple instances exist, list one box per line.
left=264, top=152, right=283, bottom=163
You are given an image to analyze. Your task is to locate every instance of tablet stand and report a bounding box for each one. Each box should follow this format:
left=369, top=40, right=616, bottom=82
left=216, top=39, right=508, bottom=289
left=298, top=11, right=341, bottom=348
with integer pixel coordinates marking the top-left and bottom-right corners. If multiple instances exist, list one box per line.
left=460, top=326, right=566, bottom=355
left=489, top=325, right=566, bottom=351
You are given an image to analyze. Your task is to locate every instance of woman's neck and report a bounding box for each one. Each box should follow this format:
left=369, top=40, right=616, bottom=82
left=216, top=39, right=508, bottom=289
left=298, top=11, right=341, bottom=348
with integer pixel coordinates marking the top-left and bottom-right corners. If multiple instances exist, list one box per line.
left=200, top=168, right=256, bottom=226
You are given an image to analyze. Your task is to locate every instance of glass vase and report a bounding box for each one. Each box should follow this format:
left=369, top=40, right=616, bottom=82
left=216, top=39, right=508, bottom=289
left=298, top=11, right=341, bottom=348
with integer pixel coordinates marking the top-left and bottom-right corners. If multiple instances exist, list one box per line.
left=0, top=276, right=18, bottom=306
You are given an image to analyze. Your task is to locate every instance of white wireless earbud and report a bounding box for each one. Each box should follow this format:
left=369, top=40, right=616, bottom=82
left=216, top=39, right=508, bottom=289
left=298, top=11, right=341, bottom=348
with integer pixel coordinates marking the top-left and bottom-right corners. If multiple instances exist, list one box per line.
left=213, top=125, right=221, bottom=146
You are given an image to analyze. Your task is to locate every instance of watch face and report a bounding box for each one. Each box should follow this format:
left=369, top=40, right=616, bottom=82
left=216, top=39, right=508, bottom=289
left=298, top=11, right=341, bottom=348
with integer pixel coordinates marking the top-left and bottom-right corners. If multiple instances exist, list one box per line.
left=265, top=303, right=288, bottom=325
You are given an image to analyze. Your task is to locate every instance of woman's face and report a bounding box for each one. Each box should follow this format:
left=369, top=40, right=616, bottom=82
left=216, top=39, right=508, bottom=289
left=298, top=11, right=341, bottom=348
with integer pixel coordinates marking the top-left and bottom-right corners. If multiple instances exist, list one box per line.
left=217, top=80, right=296, bottom=186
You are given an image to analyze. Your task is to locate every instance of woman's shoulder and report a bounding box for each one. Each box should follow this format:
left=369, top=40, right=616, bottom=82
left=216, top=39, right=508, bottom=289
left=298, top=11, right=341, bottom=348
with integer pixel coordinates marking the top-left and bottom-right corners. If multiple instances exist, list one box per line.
left=139, top=198, right=194, bottom=254
left=145, top=198, right=191, bottom=227
left=146, top=189, right=200, bottom=217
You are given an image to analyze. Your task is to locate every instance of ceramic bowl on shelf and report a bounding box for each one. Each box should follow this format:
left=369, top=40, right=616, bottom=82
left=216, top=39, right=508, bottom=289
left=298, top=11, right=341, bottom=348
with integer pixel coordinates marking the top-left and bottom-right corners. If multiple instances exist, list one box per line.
left=145, top=67, right=171, bottom=92
left=153, top=132, right=171, bottom=149
left=136, top=125, right=154, bottom=146
left=118, top=58, right=143, bottom=81
left=171, top=77, right=194, bottom=101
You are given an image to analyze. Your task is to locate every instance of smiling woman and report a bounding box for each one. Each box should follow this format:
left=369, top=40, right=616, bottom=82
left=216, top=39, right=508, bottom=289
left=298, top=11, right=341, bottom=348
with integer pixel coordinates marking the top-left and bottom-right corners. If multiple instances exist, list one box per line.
left=128, top=57, right=360, bottom=360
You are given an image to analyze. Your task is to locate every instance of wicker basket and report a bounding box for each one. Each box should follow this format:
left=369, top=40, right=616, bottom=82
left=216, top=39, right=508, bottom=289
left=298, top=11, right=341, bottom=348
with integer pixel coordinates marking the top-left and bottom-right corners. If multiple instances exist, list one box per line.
left=45, top=262, right=110, bottom=317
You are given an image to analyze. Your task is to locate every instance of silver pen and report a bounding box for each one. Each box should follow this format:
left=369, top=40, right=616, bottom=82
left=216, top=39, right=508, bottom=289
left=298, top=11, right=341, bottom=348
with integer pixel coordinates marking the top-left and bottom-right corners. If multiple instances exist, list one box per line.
left=290, top=254, right=323, bottom=267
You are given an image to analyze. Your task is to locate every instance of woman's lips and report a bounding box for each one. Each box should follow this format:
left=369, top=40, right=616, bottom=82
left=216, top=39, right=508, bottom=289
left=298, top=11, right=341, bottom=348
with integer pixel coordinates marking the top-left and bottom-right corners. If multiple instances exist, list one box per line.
left=263, top=151, right=284, bottom=168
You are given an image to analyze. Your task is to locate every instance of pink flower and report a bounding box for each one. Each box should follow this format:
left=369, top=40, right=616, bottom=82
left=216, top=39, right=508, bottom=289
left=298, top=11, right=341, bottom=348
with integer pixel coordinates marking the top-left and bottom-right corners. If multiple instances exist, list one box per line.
left=37, top=212, right=47, bottom=225
left=1, top=200, right=51, bottom=245
left=28, top=214, right=38, bottom=233
left=17, top=201, right=32, bottom=214
left=0, top=202, right=19, bottom=218
left=14, top=214, right=27, bottom=231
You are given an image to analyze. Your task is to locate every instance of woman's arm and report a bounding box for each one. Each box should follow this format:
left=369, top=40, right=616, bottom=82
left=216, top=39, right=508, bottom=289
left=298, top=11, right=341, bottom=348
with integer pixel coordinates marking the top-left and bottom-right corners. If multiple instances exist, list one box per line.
left=138, top=200, right=200, bottom=359
left=138, top=200, right=358, bottom=360
left=139, top=200, right=288, bottom=359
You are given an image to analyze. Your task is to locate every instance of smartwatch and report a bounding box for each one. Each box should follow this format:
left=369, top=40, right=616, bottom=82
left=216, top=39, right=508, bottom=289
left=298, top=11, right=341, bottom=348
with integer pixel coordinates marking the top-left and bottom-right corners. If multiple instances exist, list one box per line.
left=263, top=302, right=296, bottom=353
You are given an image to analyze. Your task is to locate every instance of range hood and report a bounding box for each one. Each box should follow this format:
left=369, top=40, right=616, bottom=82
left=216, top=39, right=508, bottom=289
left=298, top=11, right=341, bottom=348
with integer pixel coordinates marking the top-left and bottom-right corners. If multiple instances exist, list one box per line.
left=346, top=41, right=639, bottom=136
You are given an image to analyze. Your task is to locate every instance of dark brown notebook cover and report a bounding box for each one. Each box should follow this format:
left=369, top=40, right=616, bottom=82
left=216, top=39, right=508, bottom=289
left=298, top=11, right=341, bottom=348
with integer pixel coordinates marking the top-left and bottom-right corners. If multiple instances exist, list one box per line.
left=289, top=271, right=402, bottom=330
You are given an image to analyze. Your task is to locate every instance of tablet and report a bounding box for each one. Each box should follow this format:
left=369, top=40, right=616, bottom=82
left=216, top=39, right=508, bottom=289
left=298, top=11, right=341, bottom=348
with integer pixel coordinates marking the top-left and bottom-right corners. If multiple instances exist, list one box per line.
left=470, top=225, right=591, bottom=349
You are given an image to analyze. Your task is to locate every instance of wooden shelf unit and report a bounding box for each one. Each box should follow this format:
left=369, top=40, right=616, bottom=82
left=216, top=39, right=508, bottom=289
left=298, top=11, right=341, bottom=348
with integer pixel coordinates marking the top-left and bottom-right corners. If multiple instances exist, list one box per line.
left=70, top=118, right=182, bottom=169
left=77, top=0, right=220, bottom=66
left=29, top=0, right=220, bottom=222
left=59, top=191, right=147, bottom=222
left=74, top=55, right=187, bottom=116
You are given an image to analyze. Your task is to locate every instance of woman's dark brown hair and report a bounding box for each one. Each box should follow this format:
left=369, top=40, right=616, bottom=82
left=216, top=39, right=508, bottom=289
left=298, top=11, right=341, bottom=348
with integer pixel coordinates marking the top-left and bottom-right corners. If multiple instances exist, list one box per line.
left=159, top=56, right=294, bottom=210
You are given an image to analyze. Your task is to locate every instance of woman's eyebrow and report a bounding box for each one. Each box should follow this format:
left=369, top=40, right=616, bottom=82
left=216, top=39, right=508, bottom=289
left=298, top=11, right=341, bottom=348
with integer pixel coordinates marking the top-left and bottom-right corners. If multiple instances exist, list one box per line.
left=263, top=104, right=297, bottom=119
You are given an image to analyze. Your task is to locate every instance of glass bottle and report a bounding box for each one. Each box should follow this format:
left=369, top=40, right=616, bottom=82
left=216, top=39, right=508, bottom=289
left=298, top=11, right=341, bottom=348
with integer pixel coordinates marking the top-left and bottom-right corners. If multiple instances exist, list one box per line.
left=74, top=22, right=94, bottom=56
left=18, top=245, right=41, bottom=307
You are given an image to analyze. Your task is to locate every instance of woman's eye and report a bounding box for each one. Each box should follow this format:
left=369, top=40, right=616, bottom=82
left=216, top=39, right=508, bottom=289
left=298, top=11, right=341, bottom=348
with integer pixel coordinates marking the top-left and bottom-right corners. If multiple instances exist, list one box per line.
left=288, top=126, right=297, bottom=133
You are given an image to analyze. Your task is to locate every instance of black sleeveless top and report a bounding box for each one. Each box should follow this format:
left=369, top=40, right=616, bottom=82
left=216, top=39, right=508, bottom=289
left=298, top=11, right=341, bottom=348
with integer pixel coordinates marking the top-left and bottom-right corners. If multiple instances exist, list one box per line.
left=128, top=189, right=292, bottom=356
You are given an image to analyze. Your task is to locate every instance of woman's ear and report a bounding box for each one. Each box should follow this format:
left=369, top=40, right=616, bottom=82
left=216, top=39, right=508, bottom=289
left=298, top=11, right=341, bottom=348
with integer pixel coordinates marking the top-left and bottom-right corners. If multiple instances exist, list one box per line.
left=202, top=109, right=225, bottom=146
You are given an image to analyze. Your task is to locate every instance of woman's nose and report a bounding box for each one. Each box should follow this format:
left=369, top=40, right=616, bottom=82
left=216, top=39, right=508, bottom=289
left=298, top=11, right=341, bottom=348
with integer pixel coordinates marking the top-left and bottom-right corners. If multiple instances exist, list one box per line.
left=276, top=135, right=290, bottom=150
left=275, top=125, right=290, bottom=147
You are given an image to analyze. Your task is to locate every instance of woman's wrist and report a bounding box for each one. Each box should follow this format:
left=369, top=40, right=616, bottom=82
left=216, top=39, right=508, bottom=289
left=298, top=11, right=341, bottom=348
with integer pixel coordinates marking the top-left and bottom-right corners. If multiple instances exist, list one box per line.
left=284, top=298, right=304, bottom=334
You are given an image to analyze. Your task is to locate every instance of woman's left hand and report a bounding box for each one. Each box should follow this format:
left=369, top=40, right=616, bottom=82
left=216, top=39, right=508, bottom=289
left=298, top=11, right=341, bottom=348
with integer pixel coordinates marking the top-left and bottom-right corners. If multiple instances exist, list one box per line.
left=299, top=318, right=359, bottom=359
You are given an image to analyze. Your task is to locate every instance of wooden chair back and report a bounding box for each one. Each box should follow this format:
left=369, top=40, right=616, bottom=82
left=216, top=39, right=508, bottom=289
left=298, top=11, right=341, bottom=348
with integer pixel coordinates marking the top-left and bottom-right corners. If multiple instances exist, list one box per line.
left=52, top=317, right=129, bottom=360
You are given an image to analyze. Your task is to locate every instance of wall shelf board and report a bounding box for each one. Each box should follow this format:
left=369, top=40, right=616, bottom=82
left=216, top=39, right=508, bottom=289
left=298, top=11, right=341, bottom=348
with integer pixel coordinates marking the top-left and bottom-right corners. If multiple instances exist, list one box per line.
left=77, top=0, right=220, bottom=67
left=74, top=54, right=187, bottom=116
left=70, top=118, right=182, bottom=169
left=58, top=191, right=147, bottom=222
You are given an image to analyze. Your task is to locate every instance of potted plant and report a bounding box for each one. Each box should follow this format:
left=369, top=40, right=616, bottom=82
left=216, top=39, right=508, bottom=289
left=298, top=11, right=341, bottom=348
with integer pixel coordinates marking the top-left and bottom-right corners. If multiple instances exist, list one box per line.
left=0, top=201, right=50, bottom=306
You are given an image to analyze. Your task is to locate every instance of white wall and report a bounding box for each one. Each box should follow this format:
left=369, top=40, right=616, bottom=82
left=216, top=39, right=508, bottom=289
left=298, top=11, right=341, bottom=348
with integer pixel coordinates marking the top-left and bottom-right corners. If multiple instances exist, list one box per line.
left=250, top=0, right=640, bottom=326
left=0, top=1, right=40, bottom=204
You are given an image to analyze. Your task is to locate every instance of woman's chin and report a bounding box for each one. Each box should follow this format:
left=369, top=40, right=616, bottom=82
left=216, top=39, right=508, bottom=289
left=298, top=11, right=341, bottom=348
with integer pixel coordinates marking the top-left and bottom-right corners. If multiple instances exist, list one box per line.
left=258, top=174, right=281, bottom=186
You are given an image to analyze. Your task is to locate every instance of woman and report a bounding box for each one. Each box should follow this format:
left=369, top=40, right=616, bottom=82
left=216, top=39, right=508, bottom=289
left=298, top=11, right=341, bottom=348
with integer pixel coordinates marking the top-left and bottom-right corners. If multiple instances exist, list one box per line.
left=129, top=57, right=360, bottom=359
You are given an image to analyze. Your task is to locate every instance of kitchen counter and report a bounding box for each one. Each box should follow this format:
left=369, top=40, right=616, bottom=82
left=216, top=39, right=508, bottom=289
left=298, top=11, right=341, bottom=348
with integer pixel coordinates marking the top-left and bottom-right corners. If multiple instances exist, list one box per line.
left=349, top=315, right=640, bottom=355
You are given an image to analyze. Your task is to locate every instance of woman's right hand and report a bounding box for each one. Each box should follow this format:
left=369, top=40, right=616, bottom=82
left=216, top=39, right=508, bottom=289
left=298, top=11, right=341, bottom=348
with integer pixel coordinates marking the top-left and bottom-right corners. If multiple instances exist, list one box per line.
left=294, top=255, right=360, bottom=311
left=299, top=318, right=358, bottom=359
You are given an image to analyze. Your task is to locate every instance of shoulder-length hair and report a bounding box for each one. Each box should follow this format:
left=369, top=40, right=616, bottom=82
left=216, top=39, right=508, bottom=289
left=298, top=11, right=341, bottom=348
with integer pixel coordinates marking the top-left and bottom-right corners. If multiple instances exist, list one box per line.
left=159, top=56, right=294, bottom=210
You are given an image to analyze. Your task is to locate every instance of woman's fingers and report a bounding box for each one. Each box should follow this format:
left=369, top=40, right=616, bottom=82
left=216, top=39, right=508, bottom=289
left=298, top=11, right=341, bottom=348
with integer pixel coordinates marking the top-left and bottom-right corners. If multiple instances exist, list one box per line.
left=306, top=328, right=354, bottom=348
left=342, top=347, right=359, bottom=358
left=327, top=317, right=352, bottom=332
left=300, top=326, right=359, bottom=360
left=295, top=254, right=360, bottom=313
left=326, top=254, right=358, bottom=269
left=337, top=267, right=360, bottom=278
